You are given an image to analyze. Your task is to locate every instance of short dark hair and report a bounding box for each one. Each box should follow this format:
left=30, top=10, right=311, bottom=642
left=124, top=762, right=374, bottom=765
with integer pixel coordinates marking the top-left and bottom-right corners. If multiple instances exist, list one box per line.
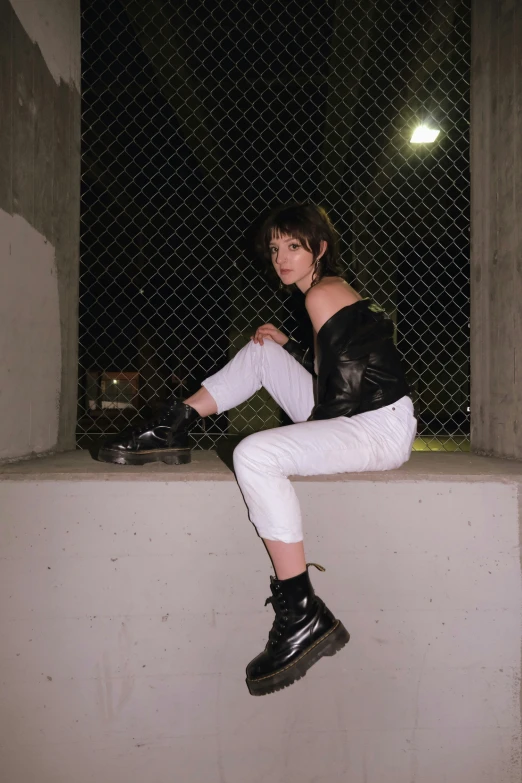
left=256, top=202, right=343, bottom=288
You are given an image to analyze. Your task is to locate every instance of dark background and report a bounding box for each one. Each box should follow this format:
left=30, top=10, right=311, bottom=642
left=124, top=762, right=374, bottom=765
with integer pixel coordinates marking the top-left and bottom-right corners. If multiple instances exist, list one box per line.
left=78, top=0, right=470, bottom=449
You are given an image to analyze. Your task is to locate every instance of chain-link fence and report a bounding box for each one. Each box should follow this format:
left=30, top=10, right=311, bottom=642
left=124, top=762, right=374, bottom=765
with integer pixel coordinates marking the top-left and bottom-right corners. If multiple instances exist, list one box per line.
left=79, top=0, right=470, bottom=452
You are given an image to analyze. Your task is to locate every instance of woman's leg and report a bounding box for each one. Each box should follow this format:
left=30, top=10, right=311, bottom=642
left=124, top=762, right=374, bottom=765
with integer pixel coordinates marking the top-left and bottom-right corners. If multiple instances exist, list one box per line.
left=197, top=338, right=314, bottom=423
left=195, top=339, right=315, bottom=579
left=263, top=540, right=306, bottom=580
left=242, top=398, right=416, bottom=695
left=233, top=397, right=416, bottom=546
left=183, top=386, right=218, bottom=417
left=97, top=339, right=314, bottom=466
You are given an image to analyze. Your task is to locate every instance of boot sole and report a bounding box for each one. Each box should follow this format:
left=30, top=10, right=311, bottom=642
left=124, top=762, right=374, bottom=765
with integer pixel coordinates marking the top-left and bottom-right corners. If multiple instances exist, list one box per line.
left=246, top=620, right=350, bottom=697
left=97, top=447, right=191, bottom=466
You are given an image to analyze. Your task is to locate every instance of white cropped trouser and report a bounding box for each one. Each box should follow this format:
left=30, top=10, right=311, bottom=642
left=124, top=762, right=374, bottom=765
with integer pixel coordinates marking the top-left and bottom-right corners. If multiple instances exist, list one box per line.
left=202, top=339, right=417, bottom=544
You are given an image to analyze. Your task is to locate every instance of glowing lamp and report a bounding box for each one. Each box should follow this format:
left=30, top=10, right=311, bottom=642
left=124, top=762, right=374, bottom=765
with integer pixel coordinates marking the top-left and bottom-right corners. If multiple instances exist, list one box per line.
left=410, top=125, right=440, bottom=143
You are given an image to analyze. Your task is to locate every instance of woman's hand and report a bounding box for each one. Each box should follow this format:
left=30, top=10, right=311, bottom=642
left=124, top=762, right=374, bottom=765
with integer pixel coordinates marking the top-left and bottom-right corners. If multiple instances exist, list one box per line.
left=251, top=323, right=289, bottom=346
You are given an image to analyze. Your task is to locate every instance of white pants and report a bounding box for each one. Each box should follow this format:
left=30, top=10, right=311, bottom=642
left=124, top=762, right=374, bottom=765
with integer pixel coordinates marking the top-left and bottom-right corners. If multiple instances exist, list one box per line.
left=202, top=339, right=417, bottom=544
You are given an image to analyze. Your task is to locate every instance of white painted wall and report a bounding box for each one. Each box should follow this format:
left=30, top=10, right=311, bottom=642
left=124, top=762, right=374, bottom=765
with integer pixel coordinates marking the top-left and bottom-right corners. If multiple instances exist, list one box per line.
left=0, top=211, right=61, bottom=459
left=9, top=0, right=80, bottom=89
left=0, top=477, right=520, bottom=782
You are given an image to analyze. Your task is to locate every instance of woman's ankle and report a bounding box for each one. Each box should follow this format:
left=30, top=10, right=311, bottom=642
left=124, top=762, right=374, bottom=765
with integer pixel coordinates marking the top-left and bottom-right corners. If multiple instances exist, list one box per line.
left=184, top=387, right=218, bottom=417
left=263, top=539, right=306, bottom=580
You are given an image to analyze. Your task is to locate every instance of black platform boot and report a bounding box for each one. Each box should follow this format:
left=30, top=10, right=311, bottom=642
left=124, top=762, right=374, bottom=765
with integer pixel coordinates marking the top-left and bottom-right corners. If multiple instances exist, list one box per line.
left=246, top=564, right=349, bottom=696
left=96, top=400, right=201, bottom=465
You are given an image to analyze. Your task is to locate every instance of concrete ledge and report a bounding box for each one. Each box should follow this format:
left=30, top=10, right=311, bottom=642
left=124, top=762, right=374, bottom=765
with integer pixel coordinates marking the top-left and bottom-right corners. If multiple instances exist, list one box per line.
left=0, top=449, right=233, bottom=481
left=1, top=449, right=522, bottom=482
left=1, top=452, right=521, bottom=782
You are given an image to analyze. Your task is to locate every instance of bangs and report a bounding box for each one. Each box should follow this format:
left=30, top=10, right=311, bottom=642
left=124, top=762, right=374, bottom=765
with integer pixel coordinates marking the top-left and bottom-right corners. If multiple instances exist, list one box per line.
left=262, top=208, right=319, bottom=256
left=266, top=223, right=313, bottom=252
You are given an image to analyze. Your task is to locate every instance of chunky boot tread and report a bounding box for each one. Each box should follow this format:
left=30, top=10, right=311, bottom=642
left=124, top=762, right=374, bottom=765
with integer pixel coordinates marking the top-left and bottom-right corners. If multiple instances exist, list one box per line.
left=249, top=620, right=341, bottom=683
left=97, top=447, right=191, bottom=466
left=247, top=620, right=350, bottom=696
left=99, top=447, right=190, bottom=457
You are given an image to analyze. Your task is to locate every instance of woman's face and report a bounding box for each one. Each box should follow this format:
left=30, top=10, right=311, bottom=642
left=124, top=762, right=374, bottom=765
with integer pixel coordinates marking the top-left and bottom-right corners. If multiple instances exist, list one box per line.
left=269, top=234, right=325, bottom=293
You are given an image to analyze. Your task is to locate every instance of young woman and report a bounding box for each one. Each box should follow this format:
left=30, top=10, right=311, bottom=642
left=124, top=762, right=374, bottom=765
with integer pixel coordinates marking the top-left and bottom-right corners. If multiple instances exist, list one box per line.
left=97, top=203, right=417, bottom=696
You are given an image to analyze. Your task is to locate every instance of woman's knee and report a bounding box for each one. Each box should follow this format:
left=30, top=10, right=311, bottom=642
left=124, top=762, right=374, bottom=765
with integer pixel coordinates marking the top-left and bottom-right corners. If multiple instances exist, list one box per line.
left=244, top=336, right=285, bottom=360
left=232, top=431, right=277, bottom=473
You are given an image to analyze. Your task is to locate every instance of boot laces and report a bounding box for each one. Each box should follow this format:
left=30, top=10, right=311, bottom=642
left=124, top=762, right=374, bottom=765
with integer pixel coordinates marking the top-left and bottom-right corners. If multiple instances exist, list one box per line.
left=130, top=404, right=204, bottom=438
left=263, top=565, right=325, bottom=647
left=265, top=585, right=289, bottom=647
left=129, top=410, right=171, bottom=437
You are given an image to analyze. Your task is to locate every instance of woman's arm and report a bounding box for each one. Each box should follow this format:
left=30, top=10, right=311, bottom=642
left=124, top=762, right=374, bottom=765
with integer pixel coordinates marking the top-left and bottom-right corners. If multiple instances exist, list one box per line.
left=251, top=322, right=314, bottom=373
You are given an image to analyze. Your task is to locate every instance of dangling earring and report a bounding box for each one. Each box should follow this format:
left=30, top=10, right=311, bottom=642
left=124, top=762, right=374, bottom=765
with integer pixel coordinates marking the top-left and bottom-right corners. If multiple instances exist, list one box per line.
left=279, top=279, right=283, bottom=290
left=312, top=258, right=319, bottom=285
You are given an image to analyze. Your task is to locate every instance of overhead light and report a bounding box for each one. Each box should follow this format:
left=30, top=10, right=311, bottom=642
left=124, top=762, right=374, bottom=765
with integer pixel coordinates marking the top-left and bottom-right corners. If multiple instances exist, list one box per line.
left=410, top=125, right=440, bottom=144
left=113, top=379, right=118, bottom=384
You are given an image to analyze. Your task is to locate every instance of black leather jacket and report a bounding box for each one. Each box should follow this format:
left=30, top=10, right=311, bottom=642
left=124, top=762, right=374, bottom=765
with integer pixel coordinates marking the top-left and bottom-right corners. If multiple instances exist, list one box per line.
left=283, top=299, right=410, bottom=420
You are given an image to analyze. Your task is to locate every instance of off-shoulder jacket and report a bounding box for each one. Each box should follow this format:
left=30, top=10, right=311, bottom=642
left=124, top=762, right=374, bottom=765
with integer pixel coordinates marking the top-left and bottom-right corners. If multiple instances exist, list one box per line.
left=282, top=299, right=410, bottom=420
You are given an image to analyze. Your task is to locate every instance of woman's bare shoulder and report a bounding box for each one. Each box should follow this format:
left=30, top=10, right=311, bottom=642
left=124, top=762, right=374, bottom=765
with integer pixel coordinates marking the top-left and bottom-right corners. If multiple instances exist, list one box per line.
left=305, top=277, right=360, bottom=303
left=305, top=278, right=362, bottom=333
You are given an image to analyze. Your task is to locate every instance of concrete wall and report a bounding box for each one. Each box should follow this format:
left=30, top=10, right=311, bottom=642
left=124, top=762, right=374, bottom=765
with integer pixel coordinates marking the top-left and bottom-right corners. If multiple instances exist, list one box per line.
left=0, top=454, right=521, bottom=783
left=471, top=0, right=522, bottom=459
left=0, top=0, right=80, bottom=460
